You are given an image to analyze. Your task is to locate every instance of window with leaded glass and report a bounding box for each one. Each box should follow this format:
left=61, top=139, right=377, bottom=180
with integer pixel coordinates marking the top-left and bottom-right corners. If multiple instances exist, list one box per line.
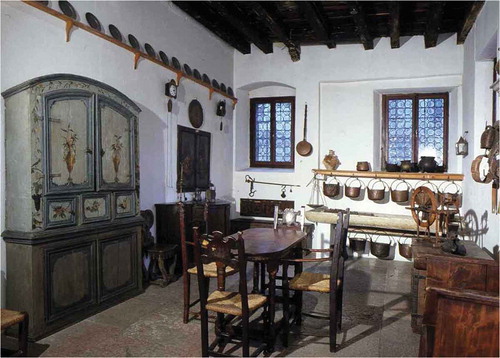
left=382, top=93, right=449, bottom=170
left=250, top=96, right=295, bottom=168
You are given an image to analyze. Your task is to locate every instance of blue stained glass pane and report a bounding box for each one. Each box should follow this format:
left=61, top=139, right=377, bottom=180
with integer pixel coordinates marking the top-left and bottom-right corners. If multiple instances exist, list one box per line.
left=255, top=103, right=271, bottom=161
left=275, top=102, right=293, bottom=162
left=387, top=99, right=413, bottom=164
left=418, top=98, right=445, bottom=165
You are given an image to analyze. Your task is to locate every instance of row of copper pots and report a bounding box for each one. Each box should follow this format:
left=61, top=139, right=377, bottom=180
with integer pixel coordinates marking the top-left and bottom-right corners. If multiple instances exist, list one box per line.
left=348, top=234, right=412, bottom=260
left=323, top=177, right=462, bottom=205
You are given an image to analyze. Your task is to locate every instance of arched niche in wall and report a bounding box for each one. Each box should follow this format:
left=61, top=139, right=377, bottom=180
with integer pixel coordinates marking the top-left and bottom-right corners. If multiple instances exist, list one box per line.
left=234, top=81, right=296, bottom=171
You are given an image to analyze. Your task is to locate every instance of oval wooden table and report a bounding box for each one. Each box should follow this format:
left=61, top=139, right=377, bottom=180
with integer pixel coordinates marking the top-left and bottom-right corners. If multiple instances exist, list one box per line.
left=239, top=227, right=308, bottom=352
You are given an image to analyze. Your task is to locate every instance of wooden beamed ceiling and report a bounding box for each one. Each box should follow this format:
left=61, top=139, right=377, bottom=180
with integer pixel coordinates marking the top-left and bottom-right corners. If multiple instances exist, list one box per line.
left=173, top=1, right=485, bottom=61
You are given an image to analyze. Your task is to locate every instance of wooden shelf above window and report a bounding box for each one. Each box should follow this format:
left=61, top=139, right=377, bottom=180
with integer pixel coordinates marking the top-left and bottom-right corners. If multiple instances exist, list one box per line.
left=313, top=169, right=464, bottom=181
left=23, top=0, right=237, bottom=106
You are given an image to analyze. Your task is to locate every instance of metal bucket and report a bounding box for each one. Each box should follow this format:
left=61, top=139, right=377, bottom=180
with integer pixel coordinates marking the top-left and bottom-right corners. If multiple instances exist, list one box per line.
left=390, top=180, right=411, bottom=203
left=323, top=177, right=341, bottom=198
left=367, top=178, right=387, bottom=201
left=345, top=177, right=362, bottom=198
left=370, top=236, right=392, bottom=259
left=349, top=235, right=367, bottom=252
left=398, top=237, right=412, bottom=260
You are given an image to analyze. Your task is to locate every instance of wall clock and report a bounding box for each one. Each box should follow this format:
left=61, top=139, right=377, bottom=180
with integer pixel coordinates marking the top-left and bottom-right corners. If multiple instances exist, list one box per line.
left=165, top=79, right=177, bottom=99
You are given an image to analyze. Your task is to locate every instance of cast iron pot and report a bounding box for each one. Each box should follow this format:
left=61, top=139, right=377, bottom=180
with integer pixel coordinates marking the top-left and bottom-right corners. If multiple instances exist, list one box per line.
left=350, top=237, right=367, bottom=252
left=418, top=156, right=437, bottom=173
left=345, top=177, right=363, bottom=198
left=390, top=180, right=411, bottom=203
left=398, top=237, right=412, bottom=260
left=385, top=162, right=400, bottom=172
left=400, top=160, right=412, bottom=172
left=370, top=236, right=392, bottom=259
left=367, top=178, right=387, bottom=201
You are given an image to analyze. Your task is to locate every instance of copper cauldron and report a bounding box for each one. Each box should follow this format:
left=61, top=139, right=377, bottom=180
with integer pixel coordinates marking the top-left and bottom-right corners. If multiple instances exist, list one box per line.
left=367, top=178, right=387, bottom=201
left=370, top=235, right=393, bottom=259
left=390, top=180, right=411, bottom=203
left=323, top=177, right=341, bottom=198
left=398, top=237, right=412, bottom=260
left=356, top=161, right=370, bottom=171
left=345, top=177, right=363, bottom=198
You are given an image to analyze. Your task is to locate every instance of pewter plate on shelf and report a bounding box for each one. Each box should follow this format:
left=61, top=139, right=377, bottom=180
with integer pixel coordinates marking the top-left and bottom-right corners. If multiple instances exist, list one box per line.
left=211, top=79, right=220, bottom=90
left=172, top=57, right=181, bottom=70
left=109, top=24, right=123, bottom=42
left=58, top=1, right=77, bottom=19
left=85, top=12, right=102, bottom=32
left=193, top=69, right=201, bottom=80
left=227, top=87, right=234, bottom=97
left=128, top=34, right=140, bottom=51
left=144, top=43, right=156, bottom=58
left=159, top=51, right=169, bottom=66
left=183, top=63, right=192, bottom=76
left=220, top=83, right=226, bottom=93
left=202, top=74, right=211, bottom=84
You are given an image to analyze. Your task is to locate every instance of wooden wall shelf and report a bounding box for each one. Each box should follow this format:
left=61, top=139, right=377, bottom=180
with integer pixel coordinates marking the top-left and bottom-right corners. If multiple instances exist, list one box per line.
left=313, top=169, right=464, bottom=181
left=23, top=1, right=238, bottom=106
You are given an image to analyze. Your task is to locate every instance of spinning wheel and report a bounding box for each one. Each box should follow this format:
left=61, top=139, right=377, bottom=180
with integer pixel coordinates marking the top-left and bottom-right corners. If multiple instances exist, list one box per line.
left=410, top=187, right=438, bottom=228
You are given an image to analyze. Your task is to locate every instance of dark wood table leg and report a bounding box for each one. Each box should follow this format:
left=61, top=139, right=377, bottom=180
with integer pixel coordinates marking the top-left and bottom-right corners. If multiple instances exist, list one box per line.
left=252, top=262, right=260, bottom=293
left=260, top=262, right=266, bottom=294
left=266, top=261, right=279, bottom=353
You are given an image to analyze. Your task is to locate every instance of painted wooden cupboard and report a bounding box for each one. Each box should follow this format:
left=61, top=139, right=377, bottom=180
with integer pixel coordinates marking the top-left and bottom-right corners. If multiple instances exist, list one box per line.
left=2, top=74, right=143, bottom=339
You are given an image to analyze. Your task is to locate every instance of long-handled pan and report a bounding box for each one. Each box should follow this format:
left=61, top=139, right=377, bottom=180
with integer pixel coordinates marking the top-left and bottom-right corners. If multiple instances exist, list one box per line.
left=296, top=103, right=313, bottom=156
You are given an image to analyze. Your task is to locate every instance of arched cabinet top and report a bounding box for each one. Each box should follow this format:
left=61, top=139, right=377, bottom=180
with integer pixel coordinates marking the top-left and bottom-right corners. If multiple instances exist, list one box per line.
left=2, top=73, right=141, bottom=114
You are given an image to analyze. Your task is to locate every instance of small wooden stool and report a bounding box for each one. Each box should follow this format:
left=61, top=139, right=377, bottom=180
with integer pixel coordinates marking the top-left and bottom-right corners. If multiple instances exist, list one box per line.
left=147, top=243, right=178, bottom=287
left=1, top=309, right=29, bottom=357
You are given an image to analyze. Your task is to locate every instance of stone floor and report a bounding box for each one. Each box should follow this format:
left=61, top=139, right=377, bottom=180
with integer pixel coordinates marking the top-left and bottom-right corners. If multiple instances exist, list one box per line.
left=5, top=258, right=420, bottom=357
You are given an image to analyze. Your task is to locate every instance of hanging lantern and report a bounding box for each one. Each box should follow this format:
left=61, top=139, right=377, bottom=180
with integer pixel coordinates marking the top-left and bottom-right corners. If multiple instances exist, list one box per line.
left=455, top=131, right=468, bottom=156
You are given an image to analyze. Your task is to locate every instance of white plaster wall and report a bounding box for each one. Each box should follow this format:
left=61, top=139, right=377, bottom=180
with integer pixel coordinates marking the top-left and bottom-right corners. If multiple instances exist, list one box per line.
left=461, top=1, right=499, bottom=255
left=233, top=35, right=465, bottom=259
left=0, top=0, right=234, bottom=306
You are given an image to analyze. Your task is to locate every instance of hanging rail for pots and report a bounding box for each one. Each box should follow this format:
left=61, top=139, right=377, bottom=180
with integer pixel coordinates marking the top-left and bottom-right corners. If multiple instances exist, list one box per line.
left=245, top=175, right=300, bottom=198
left=366, top=178, right=388, bottom=201
left=323, top=176, right=342, bottom=198
left=390, top=179, right=412, bottom=203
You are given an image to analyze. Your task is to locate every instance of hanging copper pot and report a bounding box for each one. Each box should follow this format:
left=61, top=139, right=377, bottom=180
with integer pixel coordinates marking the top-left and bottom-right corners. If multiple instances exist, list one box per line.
left=398, top=237, right=412, bottom=260
left=350, top=234, right=367, bottom=252
left=323, top=176, right=341, bottom=198
left=390, top=180, right=411, bottom=203
left=367, top=178, right=387, bottom=201
left=438, top=181, right=462, bottom=207
left=480, top=125, right=496, bottom=149
left=345, top=177, right=362, bottom=198
left=370, top=235, right=393, bottom=259
left=356, top=161, right=370, bottom=171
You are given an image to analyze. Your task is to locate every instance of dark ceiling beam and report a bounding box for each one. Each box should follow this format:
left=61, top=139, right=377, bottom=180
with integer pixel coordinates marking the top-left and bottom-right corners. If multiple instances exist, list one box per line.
left=457, top=1, right=485, bottom=44
left=247, top=1, right=301, bottom=62
left=349, top=2, right=374, bottom=50
left=206, top=1, right=273, bottom=54
left=172, top=1, right=251, bottom=54
left=389, top=2, right=400, bottom=49
left=424, top=1, right=445, bottom=48
left=296, top=1, right=336, bottom=49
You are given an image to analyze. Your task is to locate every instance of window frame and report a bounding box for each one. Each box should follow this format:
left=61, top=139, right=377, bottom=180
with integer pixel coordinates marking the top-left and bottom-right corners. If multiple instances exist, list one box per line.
left=249, top=96, right=295, bottom=169
left=381, top=92, right=449, bottom=171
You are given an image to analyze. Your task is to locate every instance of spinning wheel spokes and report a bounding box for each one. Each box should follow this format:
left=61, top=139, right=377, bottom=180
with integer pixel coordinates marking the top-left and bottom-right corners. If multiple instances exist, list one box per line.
left=410, top=187, right=438, bottom=228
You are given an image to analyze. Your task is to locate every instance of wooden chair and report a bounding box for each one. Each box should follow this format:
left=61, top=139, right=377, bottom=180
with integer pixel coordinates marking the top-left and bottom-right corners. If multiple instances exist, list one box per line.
left=179, top=202, right=237, bottom=323
left=193, top=229, right=269, bottom=357
left=282, top=209, right=350, bottom=352
left=1, top=309, right=29, bottom=357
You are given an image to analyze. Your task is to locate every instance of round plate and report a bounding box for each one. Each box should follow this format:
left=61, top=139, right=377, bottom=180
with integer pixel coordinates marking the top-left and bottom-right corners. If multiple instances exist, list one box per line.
left=172, top=57, right=181, bottom=70
left=144, top=43, right=156, bottom=58
left=202, top=74, right=211, bottom=84
left=220, top=83, right=226, bottom=93
left=211, top=79, right=220, bottom=90
left=128, top=34, right=140, bottom=51
left=183, top=64, right=192, bottom=76
left=227, top=87, right=234, bottom=97
left=59, top=1, right=77, bottom=19
left=188, top=99, right=204, bottom=129
left=109, top=24, right=122, bottom=42
left=159, top=51, right=169, bottom=66
left=85, top=12, right=102, bottom=32
left=193, top=69, right=201, bottom=80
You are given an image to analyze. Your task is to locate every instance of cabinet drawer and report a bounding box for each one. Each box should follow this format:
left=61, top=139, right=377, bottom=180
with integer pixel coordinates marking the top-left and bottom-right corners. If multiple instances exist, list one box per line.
left=45, top=241, right=97, bottom=323
left=81, top=193, right=111, bottom=224
left=98, top=232, right=138, bottom=302
left=45, top=196, right=78, bottom=229
left=113, top=192, right=136, bottom=219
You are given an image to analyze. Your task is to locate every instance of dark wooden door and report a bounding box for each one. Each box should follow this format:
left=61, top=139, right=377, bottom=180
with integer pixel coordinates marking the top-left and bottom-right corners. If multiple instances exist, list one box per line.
left=45, top=240, right=97, bottom=322
left=98, top=231, right=138, bottom=302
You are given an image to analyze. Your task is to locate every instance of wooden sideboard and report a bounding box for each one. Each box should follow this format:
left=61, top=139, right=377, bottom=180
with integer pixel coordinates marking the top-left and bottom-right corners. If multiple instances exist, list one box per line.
left=410, top=239, right=495, bottom=332
left=155, top=201, right=231, bottom=273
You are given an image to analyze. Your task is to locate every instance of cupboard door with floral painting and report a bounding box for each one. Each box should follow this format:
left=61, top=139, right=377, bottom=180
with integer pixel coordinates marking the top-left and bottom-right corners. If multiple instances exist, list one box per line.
left=96, top=96, right=136, bottom=191
left=45, top=91, right=95, bottom=194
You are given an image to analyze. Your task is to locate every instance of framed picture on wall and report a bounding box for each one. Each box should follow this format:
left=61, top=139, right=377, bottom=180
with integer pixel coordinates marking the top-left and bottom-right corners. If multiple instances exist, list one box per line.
left=177, top=125, right=211, bottom=192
